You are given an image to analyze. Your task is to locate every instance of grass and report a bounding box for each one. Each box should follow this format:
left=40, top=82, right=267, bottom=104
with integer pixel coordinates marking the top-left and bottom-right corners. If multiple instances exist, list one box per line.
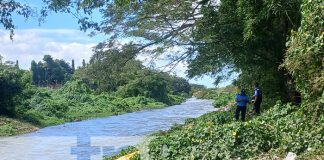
left=0, top=116, right=39, bottom=136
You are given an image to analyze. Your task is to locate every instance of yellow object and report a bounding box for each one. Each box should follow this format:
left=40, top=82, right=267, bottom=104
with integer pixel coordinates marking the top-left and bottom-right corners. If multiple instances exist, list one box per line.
left=185, top=124, right=193, bottom=129
left=232, top=131, right=237, bottom=136
left=115, top=151, right=139, bottom=160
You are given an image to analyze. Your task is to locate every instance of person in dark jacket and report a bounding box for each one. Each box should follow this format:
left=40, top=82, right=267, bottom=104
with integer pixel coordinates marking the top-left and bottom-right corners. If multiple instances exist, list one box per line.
left=235, top=89, right=250, bottom=121
left=252, top=82, right=262, bottom=115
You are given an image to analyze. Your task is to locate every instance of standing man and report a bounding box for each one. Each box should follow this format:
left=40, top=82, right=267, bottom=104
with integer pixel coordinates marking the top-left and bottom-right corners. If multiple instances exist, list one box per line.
left=252, top=82, right=262, bottom=115
left=235, top=89, right=250, bottom=121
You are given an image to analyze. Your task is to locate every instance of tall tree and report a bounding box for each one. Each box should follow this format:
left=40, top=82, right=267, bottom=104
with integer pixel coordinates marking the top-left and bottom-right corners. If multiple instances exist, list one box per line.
left=117, top=70, right=170, bottom=104
left=187, top=0, right=302, bottom=100
left=64, top=0, right=299, bottom=101
left=31, top=55, right=73, bottom=85
left=2, top=0, right=314, bottom=103
left=37, top=61, right=46, bottom=85
left=0, top=63, right=23, bottom=116
left=71, top=59, right=75, bottom=73
left=0, top=54, right=3, bottom=64
left=80, top=44, right=142, bottom=91
left=283, top=0, right=323, bottom=112
left=82, top=59, right=86, bottom=68
left=15, top=60, right=19, bottom=68
left=170, top=76, right=191, bottom=95
left=31, top=60, right=39, bottom=85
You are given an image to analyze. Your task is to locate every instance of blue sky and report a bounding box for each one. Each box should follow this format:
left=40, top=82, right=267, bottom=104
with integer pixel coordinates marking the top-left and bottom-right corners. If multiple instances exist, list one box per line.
left=0, top=1, right=234, bottom=88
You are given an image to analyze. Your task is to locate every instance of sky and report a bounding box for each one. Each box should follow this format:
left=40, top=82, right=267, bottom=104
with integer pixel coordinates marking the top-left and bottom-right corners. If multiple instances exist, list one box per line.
left=0, top=1, right=233, bottom=88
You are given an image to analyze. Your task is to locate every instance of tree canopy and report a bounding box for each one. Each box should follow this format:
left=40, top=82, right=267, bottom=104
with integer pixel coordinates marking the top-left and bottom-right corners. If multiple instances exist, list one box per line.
left=74, top=43, right=191, bottom=104
left=282, top=0, right=323, bottom=111
left=48, top=0, right=301, bottom=100
left=31, top=55, right=73, bottom=86
left=1, top=0, right=323, bottom=105
left=0, top=62, right=24, bottom=115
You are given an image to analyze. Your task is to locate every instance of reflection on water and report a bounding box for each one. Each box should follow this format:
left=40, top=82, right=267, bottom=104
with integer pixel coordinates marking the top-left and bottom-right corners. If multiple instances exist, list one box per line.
left=0, top=98, right=215, bottom=160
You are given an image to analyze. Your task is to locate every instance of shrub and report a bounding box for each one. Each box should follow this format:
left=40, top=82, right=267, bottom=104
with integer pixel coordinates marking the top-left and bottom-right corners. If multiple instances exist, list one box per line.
left=0, top=124, right=15, bottom=136
left=213, top=92, right=235, bottom=108
left=283, top=0, right=323, bottom=114
left=32, top=99, right=69, bottom=118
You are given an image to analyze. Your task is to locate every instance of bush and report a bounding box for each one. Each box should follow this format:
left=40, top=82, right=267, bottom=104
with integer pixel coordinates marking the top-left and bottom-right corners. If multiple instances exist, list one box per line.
left=116, top=74, right=170, bottom=104
left=59, top=80, right=92, bottom=94
left=283, top=0, right=323, bottom=111
left=212, top=92, right=235, bottom=108
left=32, top=99, right=69, bottom=118
left=0, top=124, right=15, bottom=136
left=0, top=64, right=24, bottom=116
left=168, top=94, right=186, bottom=105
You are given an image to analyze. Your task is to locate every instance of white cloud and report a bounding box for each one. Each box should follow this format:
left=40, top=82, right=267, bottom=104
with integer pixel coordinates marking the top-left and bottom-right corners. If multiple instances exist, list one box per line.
left=0, top=28, right=219, bottom=88
left=0, top=29, right=97, bottom=69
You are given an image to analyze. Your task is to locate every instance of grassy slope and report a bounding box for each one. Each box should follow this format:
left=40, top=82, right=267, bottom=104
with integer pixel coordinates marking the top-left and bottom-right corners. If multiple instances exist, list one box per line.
left=109, top=88, right=322, bottom=159
left=145, top=101, right=323, bottom=159
left=0, top=117, right=39, bottom=136
left=22, top=93, right=185, bottom=127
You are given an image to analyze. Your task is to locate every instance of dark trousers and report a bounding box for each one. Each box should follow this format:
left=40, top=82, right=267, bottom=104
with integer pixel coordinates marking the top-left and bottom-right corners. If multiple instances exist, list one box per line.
left=235, top=106, right=246, bottom=121
left=253, top=103, right=261, bottom=114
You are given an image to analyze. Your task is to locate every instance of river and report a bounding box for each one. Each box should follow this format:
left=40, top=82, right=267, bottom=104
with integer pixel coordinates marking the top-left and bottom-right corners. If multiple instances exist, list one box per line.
left=0, top=98, right=215, bottom=160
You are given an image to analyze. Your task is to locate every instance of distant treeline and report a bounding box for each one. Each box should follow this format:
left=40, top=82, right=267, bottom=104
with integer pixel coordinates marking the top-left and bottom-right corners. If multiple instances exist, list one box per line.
left=0, top=49, right=196, bottom=118
left=31, top=55, right=75, bottom=86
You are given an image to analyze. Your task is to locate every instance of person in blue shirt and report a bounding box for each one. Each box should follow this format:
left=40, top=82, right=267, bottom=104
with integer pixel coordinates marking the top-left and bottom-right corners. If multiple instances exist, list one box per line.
left=252, top=82, right=262, bottom=115
left=235, top=89, right=250, bottom=121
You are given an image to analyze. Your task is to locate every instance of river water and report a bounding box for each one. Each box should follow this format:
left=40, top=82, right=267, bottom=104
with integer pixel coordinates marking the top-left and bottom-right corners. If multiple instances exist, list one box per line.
left=0, top=98, right=215, bottom=160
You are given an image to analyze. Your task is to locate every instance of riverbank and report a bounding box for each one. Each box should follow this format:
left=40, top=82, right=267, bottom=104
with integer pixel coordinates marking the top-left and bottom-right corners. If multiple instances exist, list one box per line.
left=0, top=94, right=186, bottom=137
left=0, top=101, right=165, bottom=137
left=149, top=103, right=324, bottom=159
left=133, top=103, right=323, bottom=159
left=109, top=105, right=323, bottom=160
left=105, top=88, right=323, bottom=159
left=0, top=117, right=39, bottom=136
left=0, top=98, right=215, bottom=160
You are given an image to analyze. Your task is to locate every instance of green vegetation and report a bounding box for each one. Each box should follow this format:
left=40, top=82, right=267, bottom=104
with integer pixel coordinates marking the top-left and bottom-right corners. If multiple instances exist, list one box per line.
left=0, top=63, right=25, bottom=116
left=147, top=98, right=323, bottom=159
left=0, top=0, right=322, bottom=158
left=31, top=55, right=73, bottom=86
left=107, top=89, right=318, bottom=159
left=104, top=146, right=139, bottom=160
left=0, top=117, right=38, bottom=136
left=282, top=0, right=323, bottom=113
left=18, top=80, right=169, bottom=127
left=79, top=0, right=320, bottom=157
left=1, top=52, right=190, bottom=136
